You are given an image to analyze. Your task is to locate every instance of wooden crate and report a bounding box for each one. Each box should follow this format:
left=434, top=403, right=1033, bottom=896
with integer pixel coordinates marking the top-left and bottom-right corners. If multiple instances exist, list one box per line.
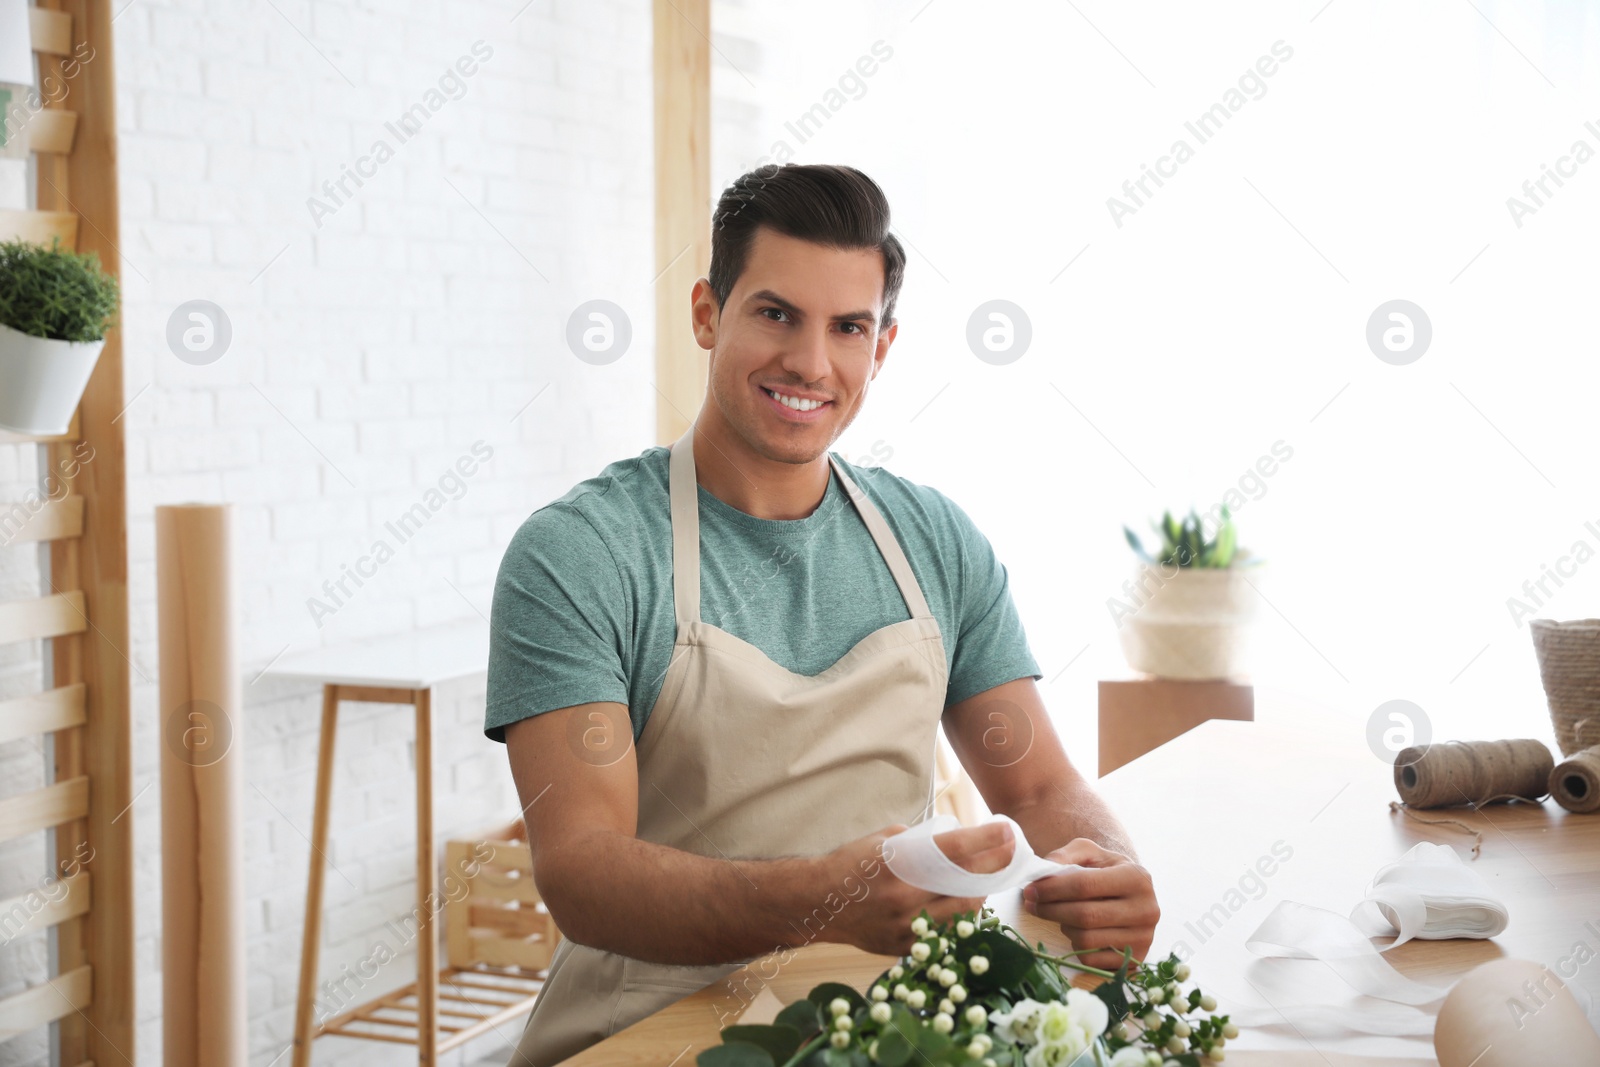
left=445, top=819, right=563, bottom=974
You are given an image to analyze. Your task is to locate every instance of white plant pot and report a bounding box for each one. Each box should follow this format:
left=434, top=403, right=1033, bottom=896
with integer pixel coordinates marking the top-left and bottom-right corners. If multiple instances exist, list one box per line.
left=1116, top=561, right=1264, bottom=681
left=0, top=322, right=106, bottom=436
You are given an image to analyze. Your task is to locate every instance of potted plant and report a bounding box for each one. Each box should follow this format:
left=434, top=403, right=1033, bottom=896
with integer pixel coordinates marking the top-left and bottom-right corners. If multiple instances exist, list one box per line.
left=1116, top=506, right=1261, bottom=681
left=0, top=235, right=120, bottom=435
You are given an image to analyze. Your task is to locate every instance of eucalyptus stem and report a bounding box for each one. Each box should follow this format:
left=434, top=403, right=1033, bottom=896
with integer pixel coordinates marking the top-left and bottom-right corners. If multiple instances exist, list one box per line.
left=778, top=1030, right=827, bottom=1067
left=1028, top=948, right=1117, bottom=980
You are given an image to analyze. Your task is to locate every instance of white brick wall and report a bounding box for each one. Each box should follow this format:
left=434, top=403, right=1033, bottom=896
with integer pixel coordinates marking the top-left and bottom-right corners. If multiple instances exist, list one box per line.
left=3, top=1, right=655, bottom=1065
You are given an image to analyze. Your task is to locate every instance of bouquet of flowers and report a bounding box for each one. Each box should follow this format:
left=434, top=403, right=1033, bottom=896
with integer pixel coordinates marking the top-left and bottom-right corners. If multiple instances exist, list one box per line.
left=696, top=905, right=1237, bottom=1067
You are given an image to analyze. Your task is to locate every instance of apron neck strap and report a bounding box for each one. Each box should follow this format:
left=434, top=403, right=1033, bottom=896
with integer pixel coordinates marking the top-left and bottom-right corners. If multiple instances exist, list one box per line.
left=668, top=423, right=933, bottom=628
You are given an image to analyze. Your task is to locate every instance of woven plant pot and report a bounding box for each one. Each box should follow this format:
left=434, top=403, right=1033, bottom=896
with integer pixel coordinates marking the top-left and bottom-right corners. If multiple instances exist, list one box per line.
left=1116, top=562, right=1263, bottom=681
left=1530, top=618, right=1600, bottom=757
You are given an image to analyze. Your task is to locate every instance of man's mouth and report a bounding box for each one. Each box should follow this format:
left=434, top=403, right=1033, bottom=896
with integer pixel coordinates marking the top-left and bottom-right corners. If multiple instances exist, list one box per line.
left=760, top=386, right=831, bottom=416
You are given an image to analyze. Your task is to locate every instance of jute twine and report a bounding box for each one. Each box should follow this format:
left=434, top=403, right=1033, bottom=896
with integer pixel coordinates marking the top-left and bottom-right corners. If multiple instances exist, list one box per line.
left=1393, top=739, right=1553, bottom=809
left=1550, top=743, right=1600, bottom=814
left=1530, top=618, right=1600, bottom=756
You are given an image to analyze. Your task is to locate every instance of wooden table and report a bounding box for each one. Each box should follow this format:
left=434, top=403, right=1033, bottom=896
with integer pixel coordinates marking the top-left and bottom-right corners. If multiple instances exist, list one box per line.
left=562, top=708, right=1600, bottom=1066
left=262, top=620, right=543, bottom=1066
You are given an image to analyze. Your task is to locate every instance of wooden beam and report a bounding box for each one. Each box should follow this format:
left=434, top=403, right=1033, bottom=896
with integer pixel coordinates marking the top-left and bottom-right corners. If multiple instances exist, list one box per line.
left=652, top=0, right=711, bottom=444
left=0, top=591, right=88, bottom=645
left=40, top=3, right=136, bottom=1063
left=0, top=495, right=86, bottom=545
left=0, top=870, right=91, bottom=940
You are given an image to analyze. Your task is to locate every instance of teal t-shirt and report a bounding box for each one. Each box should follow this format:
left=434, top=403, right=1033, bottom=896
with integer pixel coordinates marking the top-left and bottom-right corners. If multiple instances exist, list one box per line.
left=484, top=445, right=1041, bottom=744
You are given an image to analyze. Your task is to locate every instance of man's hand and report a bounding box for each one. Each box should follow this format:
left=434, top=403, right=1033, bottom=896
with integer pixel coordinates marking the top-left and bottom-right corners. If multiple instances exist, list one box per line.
left=1023, top=838, right=1159, bottom=970
left=812, top=821, right=1019, bottom=957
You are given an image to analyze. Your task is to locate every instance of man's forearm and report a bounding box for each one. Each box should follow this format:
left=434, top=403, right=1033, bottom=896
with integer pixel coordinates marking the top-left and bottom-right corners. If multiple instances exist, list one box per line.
left=535, top=830, right=838, bottom=964
left=1005, top=779, right=1140, bottom=862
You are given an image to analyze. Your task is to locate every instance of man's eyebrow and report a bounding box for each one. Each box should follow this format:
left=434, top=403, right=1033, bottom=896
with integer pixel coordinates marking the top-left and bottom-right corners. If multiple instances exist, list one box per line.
left=746, top=289, right=876, bottom=324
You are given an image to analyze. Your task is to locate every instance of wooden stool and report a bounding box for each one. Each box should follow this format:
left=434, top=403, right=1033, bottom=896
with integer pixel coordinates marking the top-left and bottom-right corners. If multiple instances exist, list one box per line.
left=263, top=621, right=545, bottom=1065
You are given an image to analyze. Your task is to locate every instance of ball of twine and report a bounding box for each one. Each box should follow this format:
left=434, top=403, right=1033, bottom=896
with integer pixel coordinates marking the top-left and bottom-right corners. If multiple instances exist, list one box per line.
left=1393, top=739, right=1553, bottom=809
left=1529, top=618, right=1600, bottom=756
left=1550, top=744, right=1600, bottom=814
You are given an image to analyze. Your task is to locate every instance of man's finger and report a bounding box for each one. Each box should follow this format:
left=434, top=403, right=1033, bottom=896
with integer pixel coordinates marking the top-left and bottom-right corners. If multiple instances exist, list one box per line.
left=933, top=821, right=1015, bottom=872
left=1044, top=837, right=1121, bottom=868
left=1028, top=862, right=1145, bottom=903
left=1031, top=895, right=1158, bottom=932
left=1054, top=926, right=1152, bottom=963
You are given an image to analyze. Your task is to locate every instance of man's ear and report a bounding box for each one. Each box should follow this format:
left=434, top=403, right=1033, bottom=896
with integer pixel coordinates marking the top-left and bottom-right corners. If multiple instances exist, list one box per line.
left=690, top=278, right=719, bottom=352
left=871, top=319, right=898, bottom=378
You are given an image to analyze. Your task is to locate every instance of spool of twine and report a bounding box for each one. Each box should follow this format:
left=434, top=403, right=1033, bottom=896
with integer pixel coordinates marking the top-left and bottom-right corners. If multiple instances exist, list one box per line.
left=1549, top=744, right=1600, bottom=814
left=1529, top=618, right=1600, bottom=756
left=1393, top=739, right=1553, bottom=809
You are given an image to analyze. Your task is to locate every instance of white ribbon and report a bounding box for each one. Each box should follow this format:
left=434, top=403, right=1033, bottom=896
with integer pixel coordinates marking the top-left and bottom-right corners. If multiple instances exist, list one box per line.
left=883, top=814, right=1087, bottom=896
left=1231, top=842, right=1511, bottom=1037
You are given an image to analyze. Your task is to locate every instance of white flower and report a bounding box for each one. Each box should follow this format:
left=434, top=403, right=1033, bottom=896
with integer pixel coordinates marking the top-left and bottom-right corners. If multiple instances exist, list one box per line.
left=911, top=942, right=931, bottom=962
left=1199, top=994, right=1217, bottom=1012
left=893, top=983, right=909, bottom=1001
left=829, top=1031, right=849, bottom=1049
left=969, top=955, right=990, bottom=975
left=1107, top=1049, right=1148, bottom=1067
left=928, top=964, right=943, bottom=982
left=1148, top=987, right=1165, bottom=1005
left=971, top=1034, right=992, bottom=1053
left=965, top=1005, right=987, bottom=1026
left=870, top=1002, right=892, bottom=1024
left=989, top=998, right=1045, bottom=1045
left=939, top=937, right=949, bottom=954
left=871, top=985, right=889, bottom=1002
left=830, top=998, right=851, bottom=1017
left=889, top=965, right=905, bottom=980
left=933, top=1012, right=954, bottom=1034
left=1173, top=1021, right=1190, bottom=1038
left=907, top=989, right=927, bottom=1009
left=939, top=998, right=955, bottom=1015
left=1221, top=1022, right=1239, bottom=1039
left=835, top=1015, right=853, bottom=1032
left=911, top=916, right=930, bottom=936
left=1207, top=1050, right=1225, bottom=1063
left=1143, top=1054, right=1161, bottom=1067
left=942, top=954, right=957, bottom=967
left=1166, top=1036, right=1186, bottom=1055
left=950, top=984, right=968, bottom=1003
left=957, top=920, right=975, bottom=938
left=964, top=1040, right=984, bottom=1059
left=869, top=1039, right=879, bottom=1061
left=939, top=969, right=957, bottom=987
left=1173, top=963, right=1191, bottom=982
left=1022, top=1038, right=1086, bottom=1067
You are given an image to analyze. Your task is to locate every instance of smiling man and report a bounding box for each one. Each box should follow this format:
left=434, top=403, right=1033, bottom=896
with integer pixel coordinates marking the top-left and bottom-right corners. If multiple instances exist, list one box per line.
left=489, top=164, right=1158, bottom=1066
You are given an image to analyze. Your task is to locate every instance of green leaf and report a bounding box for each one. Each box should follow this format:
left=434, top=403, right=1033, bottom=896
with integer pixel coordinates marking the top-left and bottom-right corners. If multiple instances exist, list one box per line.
left=874, top=1016, right=912, bottom=1067
left=697, top=1042, right=775, bottom=1067
left=719, top=1024, right=801, bottom=1064
left=961, top=929, right=1034, bottom=991
left=775, top=999, right=822, bottom=1038
left=1123, top=525, right=1153, bottom=562
left=1091, top=976, right=1131, bottom=1022
left=1211, top=521, right=1236, bottom=567
left=1162, top=511, right=1181, bottom=547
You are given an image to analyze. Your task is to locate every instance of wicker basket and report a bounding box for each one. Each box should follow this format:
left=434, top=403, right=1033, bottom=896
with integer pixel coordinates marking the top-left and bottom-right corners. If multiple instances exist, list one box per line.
left=1530, top=618, right=1600, bottom=757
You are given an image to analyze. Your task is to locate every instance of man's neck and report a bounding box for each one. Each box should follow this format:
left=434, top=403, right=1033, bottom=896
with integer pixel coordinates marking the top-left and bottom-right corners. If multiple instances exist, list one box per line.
left=690, top=415, right=831, bottom=521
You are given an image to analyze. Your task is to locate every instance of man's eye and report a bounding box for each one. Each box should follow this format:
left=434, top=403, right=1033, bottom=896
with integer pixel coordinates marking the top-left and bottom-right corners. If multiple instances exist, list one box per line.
left=761, top=308, right=788, bottom=322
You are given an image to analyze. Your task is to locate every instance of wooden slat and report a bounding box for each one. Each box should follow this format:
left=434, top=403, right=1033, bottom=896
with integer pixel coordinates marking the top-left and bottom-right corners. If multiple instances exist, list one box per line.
left=469, top=936, right=554, bottom=971
left=464, top=873, right=538, bottom=905
left=0, top=209, right=78, bottom=248
left=0, top=684, right=87, bottom=746
left=29, top=8, right=72, bottom=55
left=0, top=777, right=89, bottom=845
left=0, top=870, right=91, bottom=940
left=0, top=591, right=88, bottom=645
left=0, top=964, right=91, bottom=1041
left=28, top=109, right=79, bottom=154
left=466, top=904, right=546, bottom=936
left=478, top=839, right=532, bottom=870
left=1, top=495, right=86, bottom=545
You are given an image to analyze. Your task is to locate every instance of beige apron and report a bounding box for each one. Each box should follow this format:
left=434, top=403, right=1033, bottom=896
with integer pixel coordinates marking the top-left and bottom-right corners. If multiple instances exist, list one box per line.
left=508, top=423, right=949, bottom=1066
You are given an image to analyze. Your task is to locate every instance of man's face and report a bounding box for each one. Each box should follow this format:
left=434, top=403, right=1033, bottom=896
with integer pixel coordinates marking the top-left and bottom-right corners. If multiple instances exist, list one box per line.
left=693, top=226, right=896, bottom=465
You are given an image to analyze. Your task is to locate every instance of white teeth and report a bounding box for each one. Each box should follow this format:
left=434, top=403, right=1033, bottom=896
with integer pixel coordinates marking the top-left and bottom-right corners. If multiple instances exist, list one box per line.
left=765, top=388, right=824, bottom=412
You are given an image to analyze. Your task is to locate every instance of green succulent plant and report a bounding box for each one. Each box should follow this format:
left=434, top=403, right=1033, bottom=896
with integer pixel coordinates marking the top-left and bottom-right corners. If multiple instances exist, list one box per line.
left=0, top=236, right=120, bottom=344
left=1124, top=504, right=1240, bottom=569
